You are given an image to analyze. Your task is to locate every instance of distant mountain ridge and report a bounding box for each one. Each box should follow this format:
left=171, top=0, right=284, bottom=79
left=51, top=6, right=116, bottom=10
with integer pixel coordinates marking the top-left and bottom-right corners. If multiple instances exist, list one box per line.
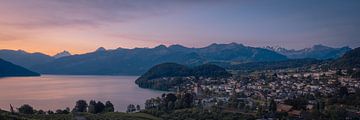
left=265, top=44, right=351, bottom=60
left=0, top=49, right=53, bottom=69
left=2, top=43, right=352, bottom=75
left=30, top=43, right=287, bottom=75
left=53, top=50, right=72, bottom=59
left=0, top=58, right=40, bottom=77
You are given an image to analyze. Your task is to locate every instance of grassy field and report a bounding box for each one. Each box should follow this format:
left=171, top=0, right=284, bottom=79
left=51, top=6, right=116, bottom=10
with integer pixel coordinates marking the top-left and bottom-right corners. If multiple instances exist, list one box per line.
left=0, top=110, right=161, bottom=120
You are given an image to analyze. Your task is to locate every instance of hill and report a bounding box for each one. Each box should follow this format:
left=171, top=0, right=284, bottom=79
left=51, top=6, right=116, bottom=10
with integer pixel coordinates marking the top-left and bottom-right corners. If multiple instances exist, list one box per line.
left=331, top=47, right=360, bottom=69
left=135, top=63, right=231, bottom=90
left=31, top=43, right=287, bottom=75
left=0, top=58, right=40, bottom=77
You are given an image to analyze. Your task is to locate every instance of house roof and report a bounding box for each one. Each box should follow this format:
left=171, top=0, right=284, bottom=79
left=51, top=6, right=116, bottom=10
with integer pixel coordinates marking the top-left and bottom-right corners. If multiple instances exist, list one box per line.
left=277, top=104, right=293, bottom=112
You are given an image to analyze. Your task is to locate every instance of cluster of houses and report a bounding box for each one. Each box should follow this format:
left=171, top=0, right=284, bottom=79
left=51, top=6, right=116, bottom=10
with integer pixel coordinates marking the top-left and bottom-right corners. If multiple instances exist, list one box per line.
left=172, top=68, right=359, bottom=117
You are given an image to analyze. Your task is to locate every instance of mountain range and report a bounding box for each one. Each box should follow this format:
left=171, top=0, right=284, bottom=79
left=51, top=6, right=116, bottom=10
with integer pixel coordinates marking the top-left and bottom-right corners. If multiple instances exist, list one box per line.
left=265, top=44, right=351, bottom=60
left=29, top=43, right=286, bottom=75
left=0, top=49, right=53, bottom=69
left=0, top=43, right=354, bottom=75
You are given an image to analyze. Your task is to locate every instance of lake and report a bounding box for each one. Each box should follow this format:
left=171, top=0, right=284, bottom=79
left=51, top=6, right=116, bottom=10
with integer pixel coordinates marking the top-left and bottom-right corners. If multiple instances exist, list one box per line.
left=0, top=75, right=166, bottom=112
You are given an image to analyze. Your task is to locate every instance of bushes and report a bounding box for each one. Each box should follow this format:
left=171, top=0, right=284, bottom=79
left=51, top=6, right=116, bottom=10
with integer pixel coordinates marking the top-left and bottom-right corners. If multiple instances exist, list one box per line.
left=17, top=104, right=35, bottom=114
left=143, top=108, right=255, bottom=120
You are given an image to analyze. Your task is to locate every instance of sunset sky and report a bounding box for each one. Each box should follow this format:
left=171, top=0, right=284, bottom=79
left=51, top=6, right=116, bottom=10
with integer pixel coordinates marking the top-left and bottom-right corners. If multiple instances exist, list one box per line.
left=0, top=0, right=359, bottom=55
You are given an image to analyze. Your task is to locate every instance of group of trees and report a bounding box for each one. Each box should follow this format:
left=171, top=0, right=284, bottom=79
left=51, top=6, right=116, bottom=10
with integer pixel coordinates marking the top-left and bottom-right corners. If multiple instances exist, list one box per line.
left=16, top=104, right=70, bottom=115
left=144, top=93, right=195, bottom=112
left=73, top=100, right=114, bottom=113
left=126, top=104, right=140, bottom=113
left=88, top=100, right=115, bottom=114
left=13, top=99, right=115, bottom=115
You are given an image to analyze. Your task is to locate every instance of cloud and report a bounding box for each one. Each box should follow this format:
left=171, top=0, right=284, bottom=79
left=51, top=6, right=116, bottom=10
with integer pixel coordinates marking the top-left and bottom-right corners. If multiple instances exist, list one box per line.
left=0, top=0, right=202, bottom=29
left=0, top=33, right=21, bottom=41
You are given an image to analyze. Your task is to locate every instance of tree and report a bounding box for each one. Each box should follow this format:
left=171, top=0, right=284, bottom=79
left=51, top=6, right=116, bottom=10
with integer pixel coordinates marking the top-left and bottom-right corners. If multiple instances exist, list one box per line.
left=95, top=101, right=105, bottom=113
left=55, top=109, right=63, bottom=114
left=165, top=93, right=177, bottom=103
left=167, top=101, right=174, bottom=110
left=256, top=106, right=264, bottom=117
left=336, top=69, right=343, bottom=76
left=88, top=100, right=96, bottom=114
left=47, top=110, right=54, bottom=114
left=105, top=101, right=114, bottom=112
left=63, top=107, right=70, bottom=114
left=10, top=104, right=14, bottom=114
left=326, top=106, right=347, bottom=120
left=269, top=99, right=277, bottom=113
left=338, top=86, right=349, bottom=97
left=73, top=100, right=88, bottom=112
left=174, top=99, right=183, bottom=109
left=136, top=104, right=141, bottom=111
left=228, top=94, right=238, bottom=108
left=18, top=104, right=35, bottom=114
left=145, top=99, right=153, bottom=109
left=237, top=102, right=245, bottom=110
left=37, top=110, right=46, bottom=114
left=127, top=104, right=136, bottom=113
left=183, top=93, right=194, bottom=108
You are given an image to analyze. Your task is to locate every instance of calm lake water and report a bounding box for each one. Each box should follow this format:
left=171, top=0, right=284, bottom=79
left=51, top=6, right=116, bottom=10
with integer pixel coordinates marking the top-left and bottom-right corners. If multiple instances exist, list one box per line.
left=0, top=75, right=165, bottom=112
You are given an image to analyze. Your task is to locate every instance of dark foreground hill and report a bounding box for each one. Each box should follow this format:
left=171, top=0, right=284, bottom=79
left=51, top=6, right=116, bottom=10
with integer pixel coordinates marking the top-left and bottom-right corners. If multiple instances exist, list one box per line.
left=332, top=47, right=360, bottom=69
left=135, top=63, right=231, bottom=90
left=0, top=58, right=40, bottom=77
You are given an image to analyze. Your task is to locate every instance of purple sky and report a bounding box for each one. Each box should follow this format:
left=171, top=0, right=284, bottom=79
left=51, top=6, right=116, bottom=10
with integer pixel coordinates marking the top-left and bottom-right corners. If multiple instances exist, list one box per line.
left=0, top=0, right=359, bottom=55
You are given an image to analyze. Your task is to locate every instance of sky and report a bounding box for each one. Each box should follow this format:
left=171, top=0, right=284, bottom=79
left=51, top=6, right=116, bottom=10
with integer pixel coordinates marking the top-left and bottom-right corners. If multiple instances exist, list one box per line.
left=0, top=0, right=359, bottom=55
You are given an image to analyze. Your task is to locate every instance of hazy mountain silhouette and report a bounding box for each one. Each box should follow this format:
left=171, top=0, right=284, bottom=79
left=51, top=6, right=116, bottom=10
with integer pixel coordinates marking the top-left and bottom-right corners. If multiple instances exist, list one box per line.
left=0, top=49, right=53, bottom=69
left=265, top=44, right=351, bottom=60
left=30, top=43, right=287, bottom=75
left=0, top=58, right=40, bottom=77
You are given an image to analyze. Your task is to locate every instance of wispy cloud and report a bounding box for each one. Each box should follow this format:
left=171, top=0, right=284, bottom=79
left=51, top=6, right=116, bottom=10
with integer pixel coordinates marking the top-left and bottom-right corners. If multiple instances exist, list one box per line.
left=0, top=33, right=22, bottom=41
left=0, top=0, right=200, bottom=29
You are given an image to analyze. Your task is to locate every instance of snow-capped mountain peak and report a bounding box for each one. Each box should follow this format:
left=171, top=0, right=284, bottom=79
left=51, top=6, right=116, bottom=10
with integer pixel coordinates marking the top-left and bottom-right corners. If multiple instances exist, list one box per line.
left=53, top=50, right=72, bottom=59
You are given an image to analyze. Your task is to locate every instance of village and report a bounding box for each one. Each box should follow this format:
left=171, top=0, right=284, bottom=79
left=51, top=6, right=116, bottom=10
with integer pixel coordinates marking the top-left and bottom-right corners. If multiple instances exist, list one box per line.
left=172, top=68, right=360, bottom=118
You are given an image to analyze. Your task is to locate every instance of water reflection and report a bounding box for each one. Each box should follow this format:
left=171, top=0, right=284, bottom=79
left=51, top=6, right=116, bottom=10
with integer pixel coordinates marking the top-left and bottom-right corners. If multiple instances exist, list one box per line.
left=0, top=75, right=165, bottom=112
